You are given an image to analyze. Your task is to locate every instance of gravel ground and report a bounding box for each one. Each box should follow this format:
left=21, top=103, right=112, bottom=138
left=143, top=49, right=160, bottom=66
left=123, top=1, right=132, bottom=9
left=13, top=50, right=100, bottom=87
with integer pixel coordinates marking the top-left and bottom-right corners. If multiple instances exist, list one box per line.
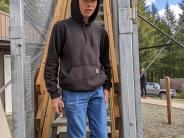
left=142, top=103, right=184, bottom=138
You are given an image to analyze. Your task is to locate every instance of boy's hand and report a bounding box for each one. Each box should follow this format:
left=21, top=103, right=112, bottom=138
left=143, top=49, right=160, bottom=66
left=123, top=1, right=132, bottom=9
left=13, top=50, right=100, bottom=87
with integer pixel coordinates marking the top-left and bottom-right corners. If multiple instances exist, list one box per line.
left=51, top=97, right=64, bottom=114
left=104, top=89, right=110, bottom=103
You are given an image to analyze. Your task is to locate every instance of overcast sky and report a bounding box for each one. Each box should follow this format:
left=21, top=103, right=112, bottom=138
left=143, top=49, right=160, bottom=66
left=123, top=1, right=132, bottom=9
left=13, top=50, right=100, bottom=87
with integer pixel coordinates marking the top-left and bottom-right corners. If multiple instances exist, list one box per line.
left=146, top=0, right=182, bottom=20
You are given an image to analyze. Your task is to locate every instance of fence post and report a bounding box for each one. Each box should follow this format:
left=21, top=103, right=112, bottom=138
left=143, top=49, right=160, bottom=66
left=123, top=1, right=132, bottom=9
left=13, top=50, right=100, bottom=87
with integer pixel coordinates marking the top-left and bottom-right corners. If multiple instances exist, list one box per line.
left=165, top=76, right=172, bottom=124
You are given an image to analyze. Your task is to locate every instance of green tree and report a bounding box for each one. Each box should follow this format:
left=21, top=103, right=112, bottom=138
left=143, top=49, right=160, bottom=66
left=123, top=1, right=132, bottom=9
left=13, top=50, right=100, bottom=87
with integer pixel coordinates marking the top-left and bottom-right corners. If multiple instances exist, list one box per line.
left=138, top=0, right=162, bottom=81
left=171, top=0, right=184, bottom=78
left=164, top=1, right=177, bottom=32
left=150, top=3, right=158, bottom=16
left=0, top=0, right=9, bottom=13
left=177, top=0, right=184, bottom=43
left=138, top=0, right=176, bottom=81
left=179, top=0, right=184, bottom=24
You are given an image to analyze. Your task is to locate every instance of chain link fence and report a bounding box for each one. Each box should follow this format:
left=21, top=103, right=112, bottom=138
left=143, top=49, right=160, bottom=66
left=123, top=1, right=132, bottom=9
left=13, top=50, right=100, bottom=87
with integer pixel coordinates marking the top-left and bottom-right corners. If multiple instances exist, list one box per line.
left=23, top=0, right=55, bottom=137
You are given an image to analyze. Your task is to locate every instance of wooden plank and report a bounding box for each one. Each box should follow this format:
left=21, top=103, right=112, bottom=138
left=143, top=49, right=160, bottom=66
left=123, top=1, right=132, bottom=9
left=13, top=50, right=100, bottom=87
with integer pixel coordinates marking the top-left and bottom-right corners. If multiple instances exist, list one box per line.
left=0, top=98, right=11, bottom=138
left=41, top=98, right=53, bottom=138
left=36, top=0, right=69, bottom=95
left=36, top=0, right=68, bottom=84
left=104, top=1, right=122, bottom=137
left=36, top=94, right=48, bottom=138
left=114, top=94, right=120, bottom=118
left=36, top=93, right=49, bottom=137
left=52, top=0, right=64, bottom=23
left=114, top=82, right=120, bottom=94
left=115, top=117, right=121, bottom=130
left=109, top=86, right=116, bottom=138
left=36, top=0, right=66, bottom=90
left=131, top=0, right=137, bottom=8
left=65, top=0, right=71, bottom=17
left=104, top=0, right=119, bottom=84
left=60, top=0, right=68, bottom=19
left=36, top=94, right=48, bottom=120
left=37, top=0, right=69, bottom=93
left=103, top=1, right=117, bottom=138
left=37, top=95, right=42, bottom=112
left=115, top=130, right=120, bottom=138
left=35, top=0, right=71, bottom=137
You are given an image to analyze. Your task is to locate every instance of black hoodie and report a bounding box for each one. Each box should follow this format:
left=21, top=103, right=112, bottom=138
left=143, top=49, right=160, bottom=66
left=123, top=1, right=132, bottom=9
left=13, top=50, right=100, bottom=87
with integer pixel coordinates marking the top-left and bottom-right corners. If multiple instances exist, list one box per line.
left=44, top=0, right=112, bottom=99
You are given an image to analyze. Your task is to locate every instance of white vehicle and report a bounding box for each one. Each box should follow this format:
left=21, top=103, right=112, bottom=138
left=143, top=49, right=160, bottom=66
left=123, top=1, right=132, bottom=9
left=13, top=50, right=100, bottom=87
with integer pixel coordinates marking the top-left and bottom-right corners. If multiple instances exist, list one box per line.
left=146, top=82, right=177, bottom=99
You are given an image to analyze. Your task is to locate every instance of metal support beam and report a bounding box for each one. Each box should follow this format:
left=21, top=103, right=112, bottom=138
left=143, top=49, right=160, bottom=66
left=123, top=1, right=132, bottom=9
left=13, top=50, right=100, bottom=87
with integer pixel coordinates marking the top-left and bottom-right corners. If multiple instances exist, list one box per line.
left=132, top=6, right=143, bottom=138
left=139, top=43, right=173, bottom=51
left=10, top=0, right=26, bottom=138
left=138, top=14, right=184, bottom=48
left=118, top=0, right=142, bottom=138
left=140, top=17, right=184, bottom=76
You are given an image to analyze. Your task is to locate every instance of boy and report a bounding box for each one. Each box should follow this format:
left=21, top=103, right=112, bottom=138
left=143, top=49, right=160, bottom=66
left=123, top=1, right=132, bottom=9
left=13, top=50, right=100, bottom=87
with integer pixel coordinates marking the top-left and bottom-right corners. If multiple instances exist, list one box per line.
left=44, top=0, right=112, bottom=137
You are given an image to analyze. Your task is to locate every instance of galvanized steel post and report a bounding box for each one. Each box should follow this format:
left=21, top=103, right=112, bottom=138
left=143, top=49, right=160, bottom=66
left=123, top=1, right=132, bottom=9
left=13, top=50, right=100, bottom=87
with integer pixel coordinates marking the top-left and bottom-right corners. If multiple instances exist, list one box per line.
left=117, top=0, right=143, bottom=137
left=10, top=0, right=26, bottom=137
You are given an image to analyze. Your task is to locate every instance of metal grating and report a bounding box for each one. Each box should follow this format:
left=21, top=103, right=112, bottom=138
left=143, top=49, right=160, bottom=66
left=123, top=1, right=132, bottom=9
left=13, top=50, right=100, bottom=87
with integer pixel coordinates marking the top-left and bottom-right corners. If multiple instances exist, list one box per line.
left=23, top=0, right=56, bottom=137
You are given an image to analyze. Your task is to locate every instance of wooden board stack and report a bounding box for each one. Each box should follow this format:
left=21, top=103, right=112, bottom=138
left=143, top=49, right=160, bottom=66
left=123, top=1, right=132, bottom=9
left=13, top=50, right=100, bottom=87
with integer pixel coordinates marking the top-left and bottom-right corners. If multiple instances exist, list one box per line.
left=104, top=0, right=121, bottom=137
left=35, top=0, right=71, bottom=138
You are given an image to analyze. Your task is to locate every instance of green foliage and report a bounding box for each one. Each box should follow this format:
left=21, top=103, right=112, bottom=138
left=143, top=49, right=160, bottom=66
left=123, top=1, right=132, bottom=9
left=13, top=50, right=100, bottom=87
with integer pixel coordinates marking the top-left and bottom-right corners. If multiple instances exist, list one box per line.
left=138, top=0, right=184, bottom=82
left=176, top=91, right=184, bottom=99
left=178, top=0, right=184, bottom=25
left=164, top=1, right=177, bottom=32
left=0, top=0, right=9, bottom=13
left=150, top=3, right=158, bottom=16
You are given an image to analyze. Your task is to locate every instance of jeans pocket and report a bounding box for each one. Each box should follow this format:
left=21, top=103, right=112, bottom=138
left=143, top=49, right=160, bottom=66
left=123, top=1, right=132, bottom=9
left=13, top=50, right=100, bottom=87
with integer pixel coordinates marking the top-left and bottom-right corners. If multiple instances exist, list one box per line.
left=62, top=90, right=88, bottom=109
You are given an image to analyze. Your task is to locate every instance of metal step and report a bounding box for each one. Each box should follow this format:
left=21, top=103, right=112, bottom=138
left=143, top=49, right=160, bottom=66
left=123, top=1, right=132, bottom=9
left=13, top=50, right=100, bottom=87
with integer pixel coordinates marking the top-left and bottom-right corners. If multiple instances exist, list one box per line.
left=58, top=131, right=112, bottom=138
left=53, top=116, right=112, bottom=128
left=52, top=116, right=112, bottom=136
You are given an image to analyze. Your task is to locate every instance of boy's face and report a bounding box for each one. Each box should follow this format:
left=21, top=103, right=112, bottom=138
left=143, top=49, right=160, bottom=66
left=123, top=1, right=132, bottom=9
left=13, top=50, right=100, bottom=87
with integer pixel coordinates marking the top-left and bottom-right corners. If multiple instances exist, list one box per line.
left=79, top=0, right=97, bottom=19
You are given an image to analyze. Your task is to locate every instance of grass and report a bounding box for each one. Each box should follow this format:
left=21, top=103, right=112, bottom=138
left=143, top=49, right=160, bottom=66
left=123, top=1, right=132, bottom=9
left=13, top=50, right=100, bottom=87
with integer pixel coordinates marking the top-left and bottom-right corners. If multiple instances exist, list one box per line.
left=176, top=91, right=184, bottom=99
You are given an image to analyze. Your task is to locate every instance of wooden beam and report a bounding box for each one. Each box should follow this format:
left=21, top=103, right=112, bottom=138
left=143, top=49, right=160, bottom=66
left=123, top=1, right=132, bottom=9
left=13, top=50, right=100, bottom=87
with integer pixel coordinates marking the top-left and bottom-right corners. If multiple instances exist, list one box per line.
left=104, top=0, right=119, bottom=84
left=65, top=0, right=71, bottom=17
left=41, top=98, right=52, bottom=138
left=36, top=0, right=67, bottom=90
left=165, top=77, right=172, bottom=124
left=36, top=94, right=49, bottom=137
left=35, top=0, right=71, bottom=137
left=131, top=0, right=137, bottom=8
left=103, top=0, right=120, bottom=137
left=114, top=94, right=120, bottom=118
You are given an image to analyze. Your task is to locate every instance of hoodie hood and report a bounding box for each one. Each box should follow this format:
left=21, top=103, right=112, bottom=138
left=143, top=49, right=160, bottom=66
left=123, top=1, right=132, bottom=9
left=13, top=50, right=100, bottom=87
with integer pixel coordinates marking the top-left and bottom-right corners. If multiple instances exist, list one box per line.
left=71, top=0, right=101, bottom=24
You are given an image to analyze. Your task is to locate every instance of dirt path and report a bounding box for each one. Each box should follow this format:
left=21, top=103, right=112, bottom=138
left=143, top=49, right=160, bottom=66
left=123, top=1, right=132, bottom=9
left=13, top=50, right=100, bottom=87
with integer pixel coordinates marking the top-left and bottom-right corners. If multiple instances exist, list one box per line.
left=141, top=97, right=184, bottom=109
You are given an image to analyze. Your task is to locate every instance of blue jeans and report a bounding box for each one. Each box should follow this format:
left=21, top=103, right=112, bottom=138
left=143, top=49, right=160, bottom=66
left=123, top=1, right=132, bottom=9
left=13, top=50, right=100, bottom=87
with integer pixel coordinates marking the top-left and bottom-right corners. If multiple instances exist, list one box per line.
left=62, top=86, right=108, bottom=138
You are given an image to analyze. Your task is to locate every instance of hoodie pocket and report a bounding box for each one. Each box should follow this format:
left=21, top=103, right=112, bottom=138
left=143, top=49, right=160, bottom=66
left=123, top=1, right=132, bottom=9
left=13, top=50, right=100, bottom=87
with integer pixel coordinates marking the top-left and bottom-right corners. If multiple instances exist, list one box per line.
left=61, top=65, right=107, bottom=91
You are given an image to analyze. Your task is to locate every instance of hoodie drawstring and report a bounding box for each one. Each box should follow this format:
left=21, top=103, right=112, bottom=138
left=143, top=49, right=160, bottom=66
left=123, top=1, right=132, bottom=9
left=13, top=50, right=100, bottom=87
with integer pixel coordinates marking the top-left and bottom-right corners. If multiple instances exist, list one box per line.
left=90, top=24, right=95, bottom=47
left=82, top=23, right=95, bottom=47
left=82, top=24, right=87, bottom=43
